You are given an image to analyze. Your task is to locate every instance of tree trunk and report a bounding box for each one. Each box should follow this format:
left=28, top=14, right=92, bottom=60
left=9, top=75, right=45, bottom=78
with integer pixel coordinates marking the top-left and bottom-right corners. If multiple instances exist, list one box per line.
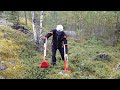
left=24, top=11, right=27, bottom=27
left=32, top=11, right=37, bottom=42
left=40, top=11, right=44, bottom=34
left=39, top=11, right=44, bottom=52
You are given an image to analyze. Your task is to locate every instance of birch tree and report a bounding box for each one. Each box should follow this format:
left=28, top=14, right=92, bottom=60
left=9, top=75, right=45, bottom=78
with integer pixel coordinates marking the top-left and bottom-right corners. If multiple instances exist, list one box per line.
left=39, top=11, right=44, bottom=51
left=40, top=11, right=44, bottom=37
left=32, top=11, right=37, bottom=42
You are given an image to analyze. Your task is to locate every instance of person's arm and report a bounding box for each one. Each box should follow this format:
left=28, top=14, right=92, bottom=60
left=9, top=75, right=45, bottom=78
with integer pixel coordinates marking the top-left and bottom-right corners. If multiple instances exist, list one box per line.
left=44, top=30, right=54, bottom=43
left=63, top=33, right=68, bottom=54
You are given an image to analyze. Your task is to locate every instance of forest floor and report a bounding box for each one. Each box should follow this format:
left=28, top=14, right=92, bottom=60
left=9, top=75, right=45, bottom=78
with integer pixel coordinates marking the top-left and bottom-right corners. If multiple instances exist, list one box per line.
left=0, top=25, right=120, bottom=79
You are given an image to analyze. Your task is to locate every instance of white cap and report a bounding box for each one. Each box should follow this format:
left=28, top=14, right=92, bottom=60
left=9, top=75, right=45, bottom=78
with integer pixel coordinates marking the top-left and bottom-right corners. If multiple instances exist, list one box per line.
left=56, top=25, right=63, bottom=31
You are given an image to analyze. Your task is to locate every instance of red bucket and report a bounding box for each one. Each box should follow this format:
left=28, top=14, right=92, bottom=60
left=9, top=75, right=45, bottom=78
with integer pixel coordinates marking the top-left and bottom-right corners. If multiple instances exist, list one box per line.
left=39, top=61, right=50, bottom=68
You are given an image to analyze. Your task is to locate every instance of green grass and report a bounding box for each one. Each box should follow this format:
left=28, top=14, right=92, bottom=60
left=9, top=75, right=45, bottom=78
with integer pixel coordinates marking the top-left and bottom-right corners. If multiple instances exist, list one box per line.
left=67, top=37, right=120, bottom=79
left=0, top=25, right=120, bottom=79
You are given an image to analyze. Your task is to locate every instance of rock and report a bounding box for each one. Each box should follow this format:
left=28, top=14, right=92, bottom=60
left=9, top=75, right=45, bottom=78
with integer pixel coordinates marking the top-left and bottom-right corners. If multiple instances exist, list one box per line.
left=64, top=31, right=77, bottom=38
left=11, top=24, right=31, bottom=34
left=0, top=61, right=7, bottom=71
left=58, top=71, right=64, bottom=75
left=8, top=61, right=16, bottom=65
left=116, top=63, right=120, bottom=70
left=64, top=73, right=70, bottom=77
left=58, top=70, right=70, bottom=77
left=94, top=53, right=111, bottom=61
left=0, top=18, right=13, bottom=26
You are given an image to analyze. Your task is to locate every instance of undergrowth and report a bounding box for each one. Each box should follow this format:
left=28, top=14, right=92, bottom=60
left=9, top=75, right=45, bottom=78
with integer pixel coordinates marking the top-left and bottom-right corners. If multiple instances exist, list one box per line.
left=0, top=25, right=120, bottom=79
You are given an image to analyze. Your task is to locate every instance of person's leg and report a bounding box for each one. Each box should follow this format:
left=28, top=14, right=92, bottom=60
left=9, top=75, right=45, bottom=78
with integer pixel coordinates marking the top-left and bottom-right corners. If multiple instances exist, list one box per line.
left=58, top=46, right=64, bottom=61
left=52, top=45, right=57, bottom=65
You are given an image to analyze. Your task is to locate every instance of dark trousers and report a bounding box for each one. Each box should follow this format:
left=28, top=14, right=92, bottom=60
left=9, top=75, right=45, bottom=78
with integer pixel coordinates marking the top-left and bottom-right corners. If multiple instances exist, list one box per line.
left=52, top=45, right=64, bottom=64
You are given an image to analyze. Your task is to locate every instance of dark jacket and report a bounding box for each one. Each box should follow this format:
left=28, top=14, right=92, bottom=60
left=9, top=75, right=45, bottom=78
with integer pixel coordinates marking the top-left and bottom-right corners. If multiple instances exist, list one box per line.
left=45, top=29, right=68, bottom=54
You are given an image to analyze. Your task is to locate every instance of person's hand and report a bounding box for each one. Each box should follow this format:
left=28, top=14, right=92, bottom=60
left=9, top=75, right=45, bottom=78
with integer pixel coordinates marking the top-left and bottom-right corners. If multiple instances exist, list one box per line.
left=64, top=54, right=68, bottom=59
left=42, top=37, right=46, bottom=40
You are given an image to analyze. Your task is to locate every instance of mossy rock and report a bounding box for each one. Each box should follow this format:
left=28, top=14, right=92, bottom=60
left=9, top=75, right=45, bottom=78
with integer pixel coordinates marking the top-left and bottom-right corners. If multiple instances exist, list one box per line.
left=95, top=53, right=111, bottom=61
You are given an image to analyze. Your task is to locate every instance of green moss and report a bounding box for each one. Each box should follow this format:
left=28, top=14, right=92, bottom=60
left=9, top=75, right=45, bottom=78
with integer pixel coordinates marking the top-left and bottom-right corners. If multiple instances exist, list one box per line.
left=0, top=24, right=120, bottom=79
left=0, top=25, right=29, bottom=78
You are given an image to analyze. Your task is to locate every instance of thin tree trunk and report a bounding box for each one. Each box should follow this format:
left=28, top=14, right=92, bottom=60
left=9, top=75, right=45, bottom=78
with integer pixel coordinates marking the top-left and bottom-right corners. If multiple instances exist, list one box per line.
left=39, top=11, right=44, bottom=52
left=40, top=11, right=44, bottom=34
left=24, top=11, right=27, bottom=27
left=32, top=11, right=37, bottom=42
